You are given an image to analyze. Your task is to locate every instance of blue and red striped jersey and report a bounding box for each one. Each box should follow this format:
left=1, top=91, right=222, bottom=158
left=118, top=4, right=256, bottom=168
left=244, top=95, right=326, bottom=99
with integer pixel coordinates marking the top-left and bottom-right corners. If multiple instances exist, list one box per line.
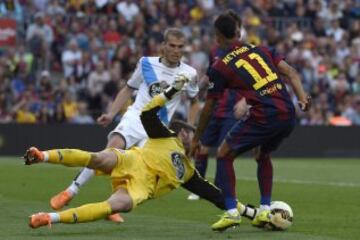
left=207, top=42, right=295, bottom=123
left=208, top=45, right=243, bottom=118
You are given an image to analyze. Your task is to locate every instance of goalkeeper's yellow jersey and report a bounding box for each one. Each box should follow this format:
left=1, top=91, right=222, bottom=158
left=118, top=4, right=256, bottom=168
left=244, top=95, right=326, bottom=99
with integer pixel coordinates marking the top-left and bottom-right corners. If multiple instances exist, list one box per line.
left=131, top=94, right=195, bottom=196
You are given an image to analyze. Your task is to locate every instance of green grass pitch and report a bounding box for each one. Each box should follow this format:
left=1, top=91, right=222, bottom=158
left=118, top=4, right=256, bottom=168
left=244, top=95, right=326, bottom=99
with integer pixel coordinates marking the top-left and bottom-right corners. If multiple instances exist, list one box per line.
left=0, top=157, right=359, bottom=240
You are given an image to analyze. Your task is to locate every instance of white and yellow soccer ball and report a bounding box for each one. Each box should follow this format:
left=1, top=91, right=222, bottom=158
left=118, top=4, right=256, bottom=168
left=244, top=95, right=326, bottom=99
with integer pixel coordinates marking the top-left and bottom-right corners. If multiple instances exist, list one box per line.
left=268, top=201, right=294, bottom=230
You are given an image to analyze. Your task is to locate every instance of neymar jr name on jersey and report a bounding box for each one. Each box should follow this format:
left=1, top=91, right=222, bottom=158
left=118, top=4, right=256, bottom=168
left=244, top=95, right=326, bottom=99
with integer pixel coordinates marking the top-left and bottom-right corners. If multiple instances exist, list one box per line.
left=222, top=46, right=251, bottom=65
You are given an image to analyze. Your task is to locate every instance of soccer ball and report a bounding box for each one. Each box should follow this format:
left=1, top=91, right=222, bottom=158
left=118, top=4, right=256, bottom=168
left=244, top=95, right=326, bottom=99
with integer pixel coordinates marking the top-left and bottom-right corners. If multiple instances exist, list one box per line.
left=268, top=201, right=294, bottom=230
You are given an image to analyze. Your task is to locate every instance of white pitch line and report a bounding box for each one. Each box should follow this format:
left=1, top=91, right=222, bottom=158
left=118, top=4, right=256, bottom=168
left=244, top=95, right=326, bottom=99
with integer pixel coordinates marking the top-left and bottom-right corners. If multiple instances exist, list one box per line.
left=235, top=176, right=360, bottom=187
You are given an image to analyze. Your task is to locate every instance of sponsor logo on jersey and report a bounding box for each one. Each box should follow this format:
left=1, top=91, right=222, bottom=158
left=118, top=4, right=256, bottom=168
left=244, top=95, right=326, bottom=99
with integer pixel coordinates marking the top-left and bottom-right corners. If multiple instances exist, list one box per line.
left=259, top=83, right=283, bottom=96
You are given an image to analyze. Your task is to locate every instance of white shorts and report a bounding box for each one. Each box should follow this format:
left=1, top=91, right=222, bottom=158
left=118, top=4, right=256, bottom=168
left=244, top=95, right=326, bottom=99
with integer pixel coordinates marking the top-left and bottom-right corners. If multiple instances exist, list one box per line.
left=108, top=110, right=148, bottom=149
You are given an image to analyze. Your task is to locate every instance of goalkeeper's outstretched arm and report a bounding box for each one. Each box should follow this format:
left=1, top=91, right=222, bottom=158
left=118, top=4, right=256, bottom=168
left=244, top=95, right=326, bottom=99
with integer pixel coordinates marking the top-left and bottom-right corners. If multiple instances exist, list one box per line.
left=140, top=74, right=189, bottom=138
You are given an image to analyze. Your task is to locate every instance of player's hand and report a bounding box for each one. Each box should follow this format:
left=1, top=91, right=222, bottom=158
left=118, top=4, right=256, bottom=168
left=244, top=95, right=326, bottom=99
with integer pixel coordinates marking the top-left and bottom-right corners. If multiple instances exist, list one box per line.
left=189, top=139, right=201, bottom=157
left=173, top=73, right=190, bottom=90
left=233, top=97, right=248, bottom=119
left=298, top=96, right=312, bottom=112
left=97, top=113, right=113, bottom=127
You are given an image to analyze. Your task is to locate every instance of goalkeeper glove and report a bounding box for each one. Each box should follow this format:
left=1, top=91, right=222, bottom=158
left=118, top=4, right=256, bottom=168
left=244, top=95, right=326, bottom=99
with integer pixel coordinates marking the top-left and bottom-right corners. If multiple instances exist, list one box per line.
left=164, top=73, right=190, bottom=99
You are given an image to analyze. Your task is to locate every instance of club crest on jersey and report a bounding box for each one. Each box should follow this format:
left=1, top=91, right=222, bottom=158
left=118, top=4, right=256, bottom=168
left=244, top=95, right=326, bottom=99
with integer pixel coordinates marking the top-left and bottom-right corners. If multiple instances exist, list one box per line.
left=171, top=152, right=185, bottom=180
left=149, top=81, right=169, bottom=97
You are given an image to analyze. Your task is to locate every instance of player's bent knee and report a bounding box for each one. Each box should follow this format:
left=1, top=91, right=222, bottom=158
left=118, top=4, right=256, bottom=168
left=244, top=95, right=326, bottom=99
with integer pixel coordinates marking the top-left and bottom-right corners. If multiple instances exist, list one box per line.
left=107, top=189, right=133, bottom=213
left=256, top=151, right=271, bottom=163
left=89, top=150, right=117, bottom=173
left=216, top=142, right=232, bottom=159
left=89, top=153, right=103, bottom=166
left=107, top=133, right=126, bottom=149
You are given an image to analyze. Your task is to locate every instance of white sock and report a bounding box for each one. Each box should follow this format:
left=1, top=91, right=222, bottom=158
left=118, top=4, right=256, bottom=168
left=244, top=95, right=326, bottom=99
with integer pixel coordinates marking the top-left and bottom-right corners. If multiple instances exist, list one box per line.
left=260, top=204, right=270, bottom=212
left=49, top=212, right=60, bottom=223
left=239, top=204, right=257, bottom=219
left=67, top=168, right=95, bottom=195
left=42, top=151, right=49, bottom=162
left=227, top=208, right=239, bottom=215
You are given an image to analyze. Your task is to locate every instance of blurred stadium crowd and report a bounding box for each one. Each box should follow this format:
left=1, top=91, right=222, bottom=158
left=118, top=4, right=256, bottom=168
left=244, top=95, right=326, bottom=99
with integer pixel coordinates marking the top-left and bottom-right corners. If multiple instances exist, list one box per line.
left=0, top=0, right=359, bottom=125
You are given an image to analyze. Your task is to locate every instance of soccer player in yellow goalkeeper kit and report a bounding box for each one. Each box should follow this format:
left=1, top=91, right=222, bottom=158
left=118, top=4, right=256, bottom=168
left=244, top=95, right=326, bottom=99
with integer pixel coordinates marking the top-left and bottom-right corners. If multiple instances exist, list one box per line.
left=25, top=76, right=260, bottom=229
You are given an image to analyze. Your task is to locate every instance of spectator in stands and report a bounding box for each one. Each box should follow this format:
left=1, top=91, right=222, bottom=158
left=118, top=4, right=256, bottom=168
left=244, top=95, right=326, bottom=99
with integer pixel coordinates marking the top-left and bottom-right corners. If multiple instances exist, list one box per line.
left=11, top=97, right=37, bottom=124
left=344, top=96, right=360, bottom=125
left=46, top=0, right=65, bottom=16
left=72, top=101, right=94, bottom=124
left=329, top=109, right=352, bottom=126
left=0, top=0, right=357, bottom=126
left=62, top=90, right=78, bottom=122
left=62, top=39, right=82, bottom=79
left=52, top=102, right=66, bottom=123
left=116, top=0, right=139, bottom=22
left=38, top=70, right=53, bottom=100
left=0, top=91, right=12, bottom=123
left=26, top=12, right=53, bottom=70
left=86, top=61, right=110, bottom=116
left=0, top=0, right=23, bottom=22
left=103, top=19, right=122, bottom=46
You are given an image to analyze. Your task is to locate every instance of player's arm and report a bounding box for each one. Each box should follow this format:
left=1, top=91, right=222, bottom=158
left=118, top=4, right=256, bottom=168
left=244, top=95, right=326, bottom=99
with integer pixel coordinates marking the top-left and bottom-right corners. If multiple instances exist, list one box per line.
left=187, top=96, right=200, bottom=125
left=191, top=98, right=216, bottom=148
left=182, top=171, right=225, bottom=210
left=140, top=74, right=190, bottom=138
left=277, top=60, right=311, bottom=111
left=97, top=58, right=144, bottom=127
left=190, top=67, right=224, bottom=156
left=185, top=72, right=200, bottom=125
left=186, top=72, right=212, bottom=125
left=97, top=85, right=134, bottom=127
left=182, top=171, right=258, bottom=220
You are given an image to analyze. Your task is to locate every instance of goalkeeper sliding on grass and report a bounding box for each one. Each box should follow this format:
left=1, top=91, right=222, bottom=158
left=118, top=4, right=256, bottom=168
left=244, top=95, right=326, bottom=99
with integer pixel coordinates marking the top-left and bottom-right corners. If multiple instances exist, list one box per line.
left=24, top=75, right=267, bottom=230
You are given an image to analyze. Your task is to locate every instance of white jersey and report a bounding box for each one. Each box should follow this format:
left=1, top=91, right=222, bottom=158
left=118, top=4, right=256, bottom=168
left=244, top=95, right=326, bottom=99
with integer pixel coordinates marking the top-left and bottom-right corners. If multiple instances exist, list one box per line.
left=109, top=56, right=198, bottom=148
left=127, top=56, right=198, bottom=125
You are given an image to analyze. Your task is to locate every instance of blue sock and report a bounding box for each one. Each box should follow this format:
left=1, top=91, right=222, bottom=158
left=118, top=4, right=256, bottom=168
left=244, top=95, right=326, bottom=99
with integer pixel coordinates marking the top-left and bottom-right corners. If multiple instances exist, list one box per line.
left=215, top=156, right=237, bottom=209
left=257, top=153, right=273, bottom=206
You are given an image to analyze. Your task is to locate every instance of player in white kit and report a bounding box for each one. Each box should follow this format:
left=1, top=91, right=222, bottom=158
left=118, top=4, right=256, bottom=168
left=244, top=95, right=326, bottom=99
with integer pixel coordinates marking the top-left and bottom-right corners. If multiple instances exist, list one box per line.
left=49, top=28, right=199, bottom=222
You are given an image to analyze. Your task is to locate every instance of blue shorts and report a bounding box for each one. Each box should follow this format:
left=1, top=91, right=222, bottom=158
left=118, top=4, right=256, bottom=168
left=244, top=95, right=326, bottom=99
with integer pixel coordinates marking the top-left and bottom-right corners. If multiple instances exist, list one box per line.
left=200, top=117, right=237, bottom=147
left=226, top=118, right=296, bottom=154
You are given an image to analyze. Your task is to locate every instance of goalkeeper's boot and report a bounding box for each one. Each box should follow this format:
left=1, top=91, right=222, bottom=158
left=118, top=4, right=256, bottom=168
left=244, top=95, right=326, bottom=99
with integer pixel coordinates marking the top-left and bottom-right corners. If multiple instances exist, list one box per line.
left=107, top=213, right=124, bottom=223
left=29, top=212, right=51, bottom=229
left=211, top=211, right=241, bottom=232
left=50, top=190, right=73, bottom=210
left=24, top=147, right=44, bottom=165
left=252, top=209, right=271, bottom=228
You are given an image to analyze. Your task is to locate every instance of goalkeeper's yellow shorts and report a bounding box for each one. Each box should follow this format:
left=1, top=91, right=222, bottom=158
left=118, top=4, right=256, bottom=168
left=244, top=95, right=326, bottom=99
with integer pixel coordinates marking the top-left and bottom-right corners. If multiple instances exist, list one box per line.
left=108, top=148, right=159, bottom=208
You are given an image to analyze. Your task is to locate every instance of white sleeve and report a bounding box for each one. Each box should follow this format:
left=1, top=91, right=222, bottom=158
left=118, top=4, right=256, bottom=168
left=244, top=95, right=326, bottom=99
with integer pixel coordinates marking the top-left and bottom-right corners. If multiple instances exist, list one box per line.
left=127, top=57, right=143, bottom=89
left=185, top=71, right=199, bottom=98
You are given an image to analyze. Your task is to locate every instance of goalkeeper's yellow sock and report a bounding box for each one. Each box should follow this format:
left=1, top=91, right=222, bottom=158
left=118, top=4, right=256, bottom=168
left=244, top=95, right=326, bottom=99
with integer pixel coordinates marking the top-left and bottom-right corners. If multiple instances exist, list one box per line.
left=59, top=201, right=112, bottom=223
left=46, top=149, right=92, bottom=167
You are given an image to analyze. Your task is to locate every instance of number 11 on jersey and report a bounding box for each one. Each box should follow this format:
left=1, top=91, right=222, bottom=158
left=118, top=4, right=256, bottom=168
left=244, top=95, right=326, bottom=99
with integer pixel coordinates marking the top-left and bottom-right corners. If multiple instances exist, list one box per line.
left=235, top=53, right=278, bottom=90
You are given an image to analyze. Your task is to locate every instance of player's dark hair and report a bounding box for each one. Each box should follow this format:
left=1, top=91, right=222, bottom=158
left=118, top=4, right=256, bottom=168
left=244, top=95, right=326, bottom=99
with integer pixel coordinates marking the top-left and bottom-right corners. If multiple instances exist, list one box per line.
left=226, top=9, right=242, bottom=28
left=214, top=13, right=237, bottom=39
left=169, top=119, right=195, bottom=134
left=163, top=28, right=186, bottom=42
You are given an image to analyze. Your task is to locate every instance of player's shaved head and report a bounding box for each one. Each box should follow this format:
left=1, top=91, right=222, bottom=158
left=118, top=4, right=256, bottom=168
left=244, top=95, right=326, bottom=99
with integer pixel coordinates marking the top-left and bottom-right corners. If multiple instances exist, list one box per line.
left=163, top=28, right=186, bottom=42
left=161, top=28, right=186, bottom=66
